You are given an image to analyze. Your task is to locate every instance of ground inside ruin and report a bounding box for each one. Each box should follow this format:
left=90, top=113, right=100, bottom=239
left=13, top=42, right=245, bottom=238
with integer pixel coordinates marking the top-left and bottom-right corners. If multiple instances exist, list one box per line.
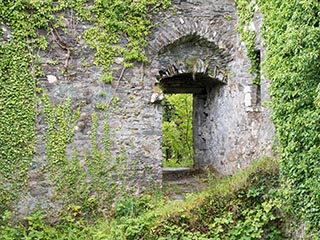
left=162, top=167, right=219, bottom=201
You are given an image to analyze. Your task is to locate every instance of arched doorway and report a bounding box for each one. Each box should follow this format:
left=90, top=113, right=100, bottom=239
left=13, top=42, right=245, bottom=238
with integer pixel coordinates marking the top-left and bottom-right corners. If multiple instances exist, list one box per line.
left=156, top=59, right=226, bottom=169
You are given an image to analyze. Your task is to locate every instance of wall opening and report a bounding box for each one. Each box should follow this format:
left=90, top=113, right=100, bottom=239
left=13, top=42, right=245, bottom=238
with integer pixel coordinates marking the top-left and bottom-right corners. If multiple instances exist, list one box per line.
left=156, top=59, right=227, bottom=170
left=162, top=93, right=194, bottom=168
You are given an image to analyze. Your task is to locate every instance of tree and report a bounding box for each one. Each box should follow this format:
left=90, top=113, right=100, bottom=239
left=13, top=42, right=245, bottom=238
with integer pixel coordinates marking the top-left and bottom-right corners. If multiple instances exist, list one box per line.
left=162, top=94, right=194, bottom=167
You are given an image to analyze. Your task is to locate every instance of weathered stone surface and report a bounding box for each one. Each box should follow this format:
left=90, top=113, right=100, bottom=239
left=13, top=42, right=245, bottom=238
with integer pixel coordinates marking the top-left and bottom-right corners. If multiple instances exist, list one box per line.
left=146, top=0, right=273, bottom=175
left=16, top=0, right=274, bottom=215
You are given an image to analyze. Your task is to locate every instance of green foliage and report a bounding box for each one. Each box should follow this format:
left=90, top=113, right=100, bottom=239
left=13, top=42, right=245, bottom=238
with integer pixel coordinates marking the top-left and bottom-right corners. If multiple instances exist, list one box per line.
left=0, top=0, right=67, bottom=215
left=43, top=95, right=79, bottom=170
left=83, top=0, right=171, bottom=79
left=42, top=97, right=128, bottom=216
left=0, top=0, right=58, bottom=211
left=43, top=95, right=90, bottom=206
left=2, top=1, right=318, bottom=239
left=258, top=0, right=320, bottom=236
left=0, top=0, right=171, bottom=217
left=235, top=0, right=261, bottom=85
left=87, top=112, right=120, bottom=213
left=162, top=94, right=194, bottom=167
left=0, top=39, right=36, bottom=214
left=0, top=210, right=95, bottom=240
left=0, top=158, right=287, bottom=239
left=236, top=0, right=320, bottom=236
left=93, top=157, right=285, bottom=239
left=114, top=195, right=155, bottom=219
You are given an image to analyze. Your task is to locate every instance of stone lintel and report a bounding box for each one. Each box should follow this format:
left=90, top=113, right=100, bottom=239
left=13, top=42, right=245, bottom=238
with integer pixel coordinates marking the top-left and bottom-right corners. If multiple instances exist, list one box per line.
left=158, top=73, right=224, bottom=94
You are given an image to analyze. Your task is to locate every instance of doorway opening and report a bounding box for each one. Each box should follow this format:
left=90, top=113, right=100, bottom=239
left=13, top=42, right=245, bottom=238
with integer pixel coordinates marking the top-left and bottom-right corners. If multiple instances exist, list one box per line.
left=162, top=93, right=194, bottom=168
left=156, top=59, right=226, bottom=169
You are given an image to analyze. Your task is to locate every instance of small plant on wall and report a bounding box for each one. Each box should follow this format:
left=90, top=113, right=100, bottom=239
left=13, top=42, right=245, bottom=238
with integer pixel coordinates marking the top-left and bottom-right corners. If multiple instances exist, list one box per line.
left=162, top=94, right=194, bottom=167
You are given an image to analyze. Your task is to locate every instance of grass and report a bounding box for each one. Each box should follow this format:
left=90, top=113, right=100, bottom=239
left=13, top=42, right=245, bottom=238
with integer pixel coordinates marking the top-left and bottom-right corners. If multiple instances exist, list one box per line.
left=92, top=156, right=284, bottom=239
left=1, top=157, right=286, bottom=239
left=163, top=158, right=194, bottom=168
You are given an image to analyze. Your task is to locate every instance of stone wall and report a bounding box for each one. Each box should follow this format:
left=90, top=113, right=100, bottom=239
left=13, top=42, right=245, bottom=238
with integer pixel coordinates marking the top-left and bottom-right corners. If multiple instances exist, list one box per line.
left=147, top=0, right=274, bottom=174
left=21, top=15, right=111, bottom=215
left=17, top=0, right=274, bottom=215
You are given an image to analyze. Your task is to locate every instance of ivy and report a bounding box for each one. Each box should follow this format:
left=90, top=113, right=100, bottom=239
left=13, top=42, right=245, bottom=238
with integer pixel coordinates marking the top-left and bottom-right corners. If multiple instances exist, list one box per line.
left=0, top=0, right=56, bottom=213
left=87, top=112, right=118, bottom=212
left=0, top=0, right=171, bottom=214
left=236, top=0, right=320, bottom=236
left=43, top=95, right=89, bottom=205
left=0, top=0, right=57, bottom=211
left=83, top=0, right=171, bottom=75
left=0, top=41, right=35, bottom=212
left=258, top=0, right=320, bottom=236
left=104, top=158, right=285, bottom=239
left=235, top=0, right=261, bottom=85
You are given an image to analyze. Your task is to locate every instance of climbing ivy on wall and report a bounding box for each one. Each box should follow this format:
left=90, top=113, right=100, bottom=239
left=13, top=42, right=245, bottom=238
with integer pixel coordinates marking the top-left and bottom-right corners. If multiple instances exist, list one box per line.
left=42, top=95, right=89, bottom=207
left=0, top=42, right=35, bottom=213
left=87, top=112, right=120, bottom=211
left=259, top=0, right=320, bottom=236
left=236, top=0, right=320, bottom=236
left=235, top=0, right=261, bottom=85
left=0, top=0, right=53, bottom=213
left=0, top=0, right=171, bottom=216
left=84, top=0, right=171, bottom=81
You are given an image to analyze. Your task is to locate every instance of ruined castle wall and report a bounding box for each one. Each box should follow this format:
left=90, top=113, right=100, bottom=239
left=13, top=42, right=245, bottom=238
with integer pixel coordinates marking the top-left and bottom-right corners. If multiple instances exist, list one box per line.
left=148, top=0, right=274, bottom=174
left=18, top=0, right=274, bottom=215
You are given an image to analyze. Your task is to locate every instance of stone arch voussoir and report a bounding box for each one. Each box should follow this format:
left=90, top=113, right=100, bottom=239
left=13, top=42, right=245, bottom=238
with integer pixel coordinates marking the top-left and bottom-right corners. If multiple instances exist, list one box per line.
left=147, top=16, right=232, bottom=59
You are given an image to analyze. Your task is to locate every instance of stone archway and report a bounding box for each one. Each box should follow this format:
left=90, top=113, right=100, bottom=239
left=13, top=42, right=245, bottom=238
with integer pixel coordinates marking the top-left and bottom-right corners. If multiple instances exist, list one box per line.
left=147, top=10, right=272, bottom=177
left=156, top=58, right=227, bottom=94
left=148, top=23, right=233, bottom=170
left=156, top=57, right=227, bottom=169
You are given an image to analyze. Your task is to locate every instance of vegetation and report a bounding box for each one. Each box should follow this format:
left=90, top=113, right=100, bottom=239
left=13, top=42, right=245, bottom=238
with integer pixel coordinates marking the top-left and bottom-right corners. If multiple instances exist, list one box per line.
left=0, top=40, right=36, bottom=215
left=102, top=157, right=284, bottom=240
left=260, top=1, right=320, bottom=236
left=0, top=0, right=47, bottom=215
left=236, top=0, right=320, bottom=237
left=0, top=0, right=171, bottom=218
left=1, top=0, right=319, bottom=239
left=235, top=0, right=261, bottom=85
left=162, top=94, right=194, bottom=167
left=83, top=0, right=171, bottom=73
left=1, top=158, right=287, bottom=239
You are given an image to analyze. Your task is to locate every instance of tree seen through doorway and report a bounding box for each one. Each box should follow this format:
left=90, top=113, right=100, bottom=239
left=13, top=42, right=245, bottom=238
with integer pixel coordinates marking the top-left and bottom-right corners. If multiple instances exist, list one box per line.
left=162, top=94, right=194, bottom=167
